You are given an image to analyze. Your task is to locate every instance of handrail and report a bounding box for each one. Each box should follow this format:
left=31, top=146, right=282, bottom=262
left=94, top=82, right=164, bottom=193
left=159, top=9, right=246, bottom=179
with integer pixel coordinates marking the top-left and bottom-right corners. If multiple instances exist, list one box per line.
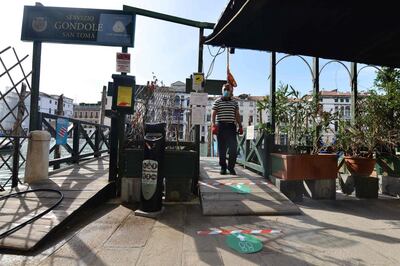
left=38, top=112, right=110, bottom=170
left=236, top=127, right=267, bottom=175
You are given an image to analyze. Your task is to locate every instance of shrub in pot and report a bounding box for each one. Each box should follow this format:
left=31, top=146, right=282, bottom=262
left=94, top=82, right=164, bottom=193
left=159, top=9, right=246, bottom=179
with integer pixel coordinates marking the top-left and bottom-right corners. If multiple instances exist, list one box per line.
left=258, top=84, right=338, bottom=181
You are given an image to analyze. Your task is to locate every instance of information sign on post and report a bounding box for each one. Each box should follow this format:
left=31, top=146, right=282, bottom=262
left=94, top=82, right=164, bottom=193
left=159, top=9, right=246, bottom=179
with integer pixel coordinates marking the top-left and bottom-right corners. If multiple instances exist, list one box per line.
left=21, top=6, right=136, bottom=47
left=116, top=52, right=131, bottom=73
left=189, top=92, right=208, bottom=106
left=191, top=106, right=206, bottom=125
left=192, top=72, right=204, bottom=92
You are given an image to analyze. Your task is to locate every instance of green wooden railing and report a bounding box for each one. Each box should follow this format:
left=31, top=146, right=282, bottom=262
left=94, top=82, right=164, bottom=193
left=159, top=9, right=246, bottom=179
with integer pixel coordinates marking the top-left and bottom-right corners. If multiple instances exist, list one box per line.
left=236, top=127, right=268, bottom=176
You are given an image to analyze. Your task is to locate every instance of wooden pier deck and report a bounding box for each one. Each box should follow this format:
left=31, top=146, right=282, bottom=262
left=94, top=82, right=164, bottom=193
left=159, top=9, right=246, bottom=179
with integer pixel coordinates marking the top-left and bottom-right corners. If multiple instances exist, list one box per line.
left=0, top=156, right=112, bottom=251
left=199, top=157, right=301, bottom=215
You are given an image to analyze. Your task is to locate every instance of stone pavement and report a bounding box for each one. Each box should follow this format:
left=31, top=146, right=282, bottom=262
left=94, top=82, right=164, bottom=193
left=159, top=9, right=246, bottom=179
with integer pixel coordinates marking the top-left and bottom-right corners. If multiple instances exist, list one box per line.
left=1, top=193, right=400, bottom=266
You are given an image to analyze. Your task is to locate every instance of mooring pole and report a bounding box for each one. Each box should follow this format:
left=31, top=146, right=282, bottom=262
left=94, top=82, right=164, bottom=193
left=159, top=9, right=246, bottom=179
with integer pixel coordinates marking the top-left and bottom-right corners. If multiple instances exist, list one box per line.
left=53, top=94, right=64, bottom=169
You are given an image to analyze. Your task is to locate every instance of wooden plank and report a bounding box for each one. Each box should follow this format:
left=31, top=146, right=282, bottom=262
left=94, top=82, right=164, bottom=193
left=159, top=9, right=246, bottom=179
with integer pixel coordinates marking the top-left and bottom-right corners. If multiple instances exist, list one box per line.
left=0, top=156, right=111, bottom=251
left=201, top=192, right=290, bottom=201
left=199, top=157, right=300, bottom=216
left=3, top=191, right=98, bottom=199
left=201, top=199, right=301, bottom=216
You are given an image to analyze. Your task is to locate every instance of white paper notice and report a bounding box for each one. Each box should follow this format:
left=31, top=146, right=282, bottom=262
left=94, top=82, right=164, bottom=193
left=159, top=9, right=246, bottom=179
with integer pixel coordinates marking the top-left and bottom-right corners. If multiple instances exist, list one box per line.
left=191, top=106, right=206, bottom=125
left=190, top=92, right=208, bottom=106
left=246, top=125, right=255, bottom=140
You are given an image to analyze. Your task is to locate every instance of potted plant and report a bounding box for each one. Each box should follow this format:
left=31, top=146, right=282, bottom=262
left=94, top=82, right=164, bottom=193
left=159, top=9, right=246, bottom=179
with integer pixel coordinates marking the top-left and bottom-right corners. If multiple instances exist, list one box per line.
left=336, top=68, right=400, bottom=197
left=258, top=84, right=338, bottom=181
left=372, top=67, right=400, bottom=196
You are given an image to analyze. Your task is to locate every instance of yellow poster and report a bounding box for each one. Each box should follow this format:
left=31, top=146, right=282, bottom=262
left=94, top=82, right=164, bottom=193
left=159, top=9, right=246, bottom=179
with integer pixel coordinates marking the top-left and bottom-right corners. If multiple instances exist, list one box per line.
left=117, top=86, right=132, bottom=107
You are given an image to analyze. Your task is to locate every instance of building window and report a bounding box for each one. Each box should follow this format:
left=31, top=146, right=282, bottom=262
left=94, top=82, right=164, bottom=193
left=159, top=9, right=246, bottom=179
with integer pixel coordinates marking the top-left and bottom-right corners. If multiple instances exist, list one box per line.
left=206, top=114, right=211, bottom=122
left=79, top=112, right=82, bottom=118
left=95, top=112, right=99, bottom=118
left=345, top=106, right=350, bottom=117
left=240, top=115, right=243, bottom=123
left=49, top=100, right=52, bottom=104
left=334, top=98, right=338, bottom=102
left=201, top=126, right=205, bottom=133
left=340, top=98, right=344, bottom=103
left=239, top=101, right=243, bottom=106
left=346, top=98, right=350, bottom=102
left=249, top=115, right=253, bottom=124
left=249, top=101, right=254, bottom=107
left=55, top=101, right=57, bottom=105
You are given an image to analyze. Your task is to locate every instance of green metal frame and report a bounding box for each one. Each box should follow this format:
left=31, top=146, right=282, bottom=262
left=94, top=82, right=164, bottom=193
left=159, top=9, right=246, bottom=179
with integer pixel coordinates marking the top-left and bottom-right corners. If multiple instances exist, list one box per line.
left=236, top=128, right=266, bottom=174
left=123, top=5, right=214, bottom=29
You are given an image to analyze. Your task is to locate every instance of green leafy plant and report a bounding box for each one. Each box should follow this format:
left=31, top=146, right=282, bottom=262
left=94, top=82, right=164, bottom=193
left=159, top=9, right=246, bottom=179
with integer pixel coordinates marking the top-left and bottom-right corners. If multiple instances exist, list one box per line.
left=257, top=83, right=337, bottom=154
left=336, top=67, right=400, bottom=159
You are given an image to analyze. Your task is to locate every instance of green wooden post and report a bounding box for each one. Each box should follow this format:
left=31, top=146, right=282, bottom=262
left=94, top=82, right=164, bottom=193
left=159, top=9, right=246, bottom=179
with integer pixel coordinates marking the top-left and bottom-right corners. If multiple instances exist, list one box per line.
left=351, top=62, right=358, bottom=123
left=313, top=57, right=320, bottom=146
left=29, top=41, right=41, bottom=131
left=269, top=52, right=276, bottom=133
left=265, top=52, right=277, bottom=177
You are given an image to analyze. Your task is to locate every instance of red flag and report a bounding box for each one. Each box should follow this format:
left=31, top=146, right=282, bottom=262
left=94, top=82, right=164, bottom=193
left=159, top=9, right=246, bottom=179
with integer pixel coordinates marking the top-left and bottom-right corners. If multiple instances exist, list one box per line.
left=227, top=67, right=237, bottom=87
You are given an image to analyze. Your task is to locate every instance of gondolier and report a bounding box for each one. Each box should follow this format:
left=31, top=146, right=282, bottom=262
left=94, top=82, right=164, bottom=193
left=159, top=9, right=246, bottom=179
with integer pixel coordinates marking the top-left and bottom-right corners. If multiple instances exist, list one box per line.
left=211, top=83, right=242, bottom=175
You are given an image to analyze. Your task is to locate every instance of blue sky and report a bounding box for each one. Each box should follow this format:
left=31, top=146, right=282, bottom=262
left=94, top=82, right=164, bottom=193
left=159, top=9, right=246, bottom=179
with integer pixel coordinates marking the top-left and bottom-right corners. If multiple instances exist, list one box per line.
left=0, top=0, right=378, bottom=103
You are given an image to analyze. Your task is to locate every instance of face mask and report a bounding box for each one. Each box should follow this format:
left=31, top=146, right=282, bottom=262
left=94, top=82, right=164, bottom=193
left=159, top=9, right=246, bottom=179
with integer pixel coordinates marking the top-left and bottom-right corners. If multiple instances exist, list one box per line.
left=223, top=91, right=230, bottom=97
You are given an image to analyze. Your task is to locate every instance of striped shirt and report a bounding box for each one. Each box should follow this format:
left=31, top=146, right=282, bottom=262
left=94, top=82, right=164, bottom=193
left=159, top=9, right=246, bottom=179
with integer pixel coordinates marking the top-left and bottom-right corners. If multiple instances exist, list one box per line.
left=212, top=98, right=238, bottom=123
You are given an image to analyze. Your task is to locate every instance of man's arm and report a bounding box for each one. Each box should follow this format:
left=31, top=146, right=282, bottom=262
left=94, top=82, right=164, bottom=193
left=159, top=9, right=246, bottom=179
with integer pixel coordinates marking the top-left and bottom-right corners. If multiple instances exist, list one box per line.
left=235, top=108, right=242, bottom=127
left=212, top=110, right=217, bottom=125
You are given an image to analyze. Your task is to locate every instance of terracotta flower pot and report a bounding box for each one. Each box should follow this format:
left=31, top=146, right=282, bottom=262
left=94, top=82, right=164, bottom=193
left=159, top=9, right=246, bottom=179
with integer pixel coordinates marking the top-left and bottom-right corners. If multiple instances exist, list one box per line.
left=344, top=156, right=376, bottom=177
left=271, top=153, right=337, bottom=180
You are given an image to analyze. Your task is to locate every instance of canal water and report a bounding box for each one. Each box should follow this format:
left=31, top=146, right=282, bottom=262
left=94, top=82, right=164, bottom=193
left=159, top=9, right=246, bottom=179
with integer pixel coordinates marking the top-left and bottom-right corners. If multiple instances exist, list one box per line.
left=0, top=138, right=97, bottom=188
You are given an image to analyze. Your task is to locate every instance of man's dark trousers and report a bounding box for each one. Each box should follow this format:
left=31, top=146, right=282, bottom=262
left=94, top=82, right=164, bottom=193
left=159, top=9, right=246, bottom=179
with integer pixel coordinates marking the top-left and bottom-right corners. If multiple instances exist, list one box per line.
left=217, top=122, right=237, bottom=171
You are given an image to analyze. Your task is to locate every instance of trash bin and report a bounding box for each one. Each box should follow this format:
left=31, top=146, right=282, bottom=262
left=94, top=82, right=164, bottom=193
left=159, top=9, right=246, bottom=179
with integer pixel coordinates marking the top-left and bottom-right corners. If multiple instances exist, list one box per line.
left=140, top=123, right=166, bottom=212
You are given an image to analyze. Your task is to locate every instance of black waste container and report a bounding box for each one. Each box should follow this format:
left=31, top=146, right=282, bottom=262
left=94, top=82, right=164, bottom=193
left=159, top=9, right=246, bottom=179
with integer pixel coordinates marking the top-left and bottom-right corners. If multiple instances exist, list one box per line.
left=140, top=123, right=166, bottom=212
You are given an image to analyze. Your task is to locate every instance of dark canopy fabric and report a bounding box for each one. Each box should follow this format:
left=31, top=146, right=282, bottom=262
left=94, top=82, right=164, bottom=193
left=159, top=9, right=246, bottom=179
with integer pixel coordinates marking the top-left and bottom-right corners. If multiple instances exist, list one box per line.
left=205, top=0, right=400, bottom=67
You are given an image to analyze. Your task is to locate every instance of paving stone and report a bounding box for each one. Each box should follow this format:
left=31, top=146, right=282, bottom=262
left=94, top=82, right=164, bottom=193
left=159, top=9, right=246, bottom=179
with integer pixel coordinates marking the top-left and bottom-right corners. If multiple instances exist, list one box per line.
left=104, top=213, right=155, bottom=248
left=83, top=247, right=142, bottom=266
left=182, top=251, right=223, bottom=266
left=136, top=226, right=183, bottom=266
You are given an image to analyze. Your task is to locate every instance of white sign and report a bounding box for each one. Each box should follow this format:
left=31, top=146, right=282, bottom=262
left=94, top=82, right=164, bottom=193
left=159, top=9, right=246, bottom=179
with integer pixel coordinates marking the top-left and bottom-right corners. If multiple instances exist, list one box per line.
left=190, top=92, right=208, bottom=106
left=192, top=72, right=204, bottom=92
left=191, top=106, right=206, bottom=125
left=246, top=125, right=255, bottom=140
left=116, top=52, right=131, bottom=73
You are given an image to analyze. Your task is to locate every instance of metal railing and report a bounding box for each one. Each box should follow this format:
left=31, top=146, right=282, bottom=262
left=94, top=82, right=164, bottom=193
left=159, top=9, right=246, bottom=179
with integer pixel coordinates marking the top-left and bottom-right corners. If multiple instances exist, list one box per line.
left=236, top=126, right=269, bottom=176
left=38, top=112, right=110, bottom=168
left=0, top=46, right=32, bottom=191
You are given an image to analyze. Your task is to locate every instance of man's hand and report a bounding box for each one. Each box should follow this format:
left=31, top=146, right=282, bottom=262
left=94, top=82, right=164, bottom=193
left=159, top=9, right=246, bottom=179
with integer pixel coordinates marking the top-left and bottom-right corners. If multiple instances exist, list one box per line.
left=212, top=124, right=218, bottom=135
left=238, top=125, right=243, bottom=135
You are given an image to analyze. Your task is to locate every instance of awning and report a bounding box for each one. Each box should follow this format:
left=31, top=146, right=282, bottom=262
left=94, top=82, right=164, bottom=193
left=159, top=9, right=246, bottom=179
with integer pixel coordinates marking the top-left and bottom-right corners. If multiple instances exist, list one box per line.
left=205, top=0, right=400, bottom=67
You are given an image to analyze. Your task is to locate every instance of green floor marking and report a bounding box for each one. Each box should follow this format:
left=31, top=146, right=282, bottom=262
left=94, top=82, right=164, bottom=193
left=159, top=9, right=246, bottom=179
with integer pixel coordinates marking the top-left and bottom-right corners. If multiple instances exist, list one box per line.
left=226, top=233, right=263, bottom=254
left=230, top=184, right=251, bottom=194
